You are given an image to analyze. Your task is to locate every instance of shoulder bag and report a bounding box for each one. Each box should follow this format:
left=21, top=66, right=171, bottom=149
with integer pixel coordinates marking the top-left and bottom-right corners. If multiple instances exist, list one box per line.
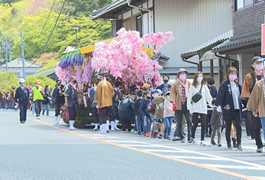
left=191, top=85, right=203, bottom=103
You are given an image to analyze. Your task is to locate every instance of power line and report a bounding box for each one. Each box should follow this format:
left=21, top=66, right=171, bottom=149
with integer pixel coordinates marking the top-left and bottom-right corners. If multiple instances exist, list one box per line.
left=29, top=0, right=66, bottom=67
left=24, top=0, right=56, bottom=59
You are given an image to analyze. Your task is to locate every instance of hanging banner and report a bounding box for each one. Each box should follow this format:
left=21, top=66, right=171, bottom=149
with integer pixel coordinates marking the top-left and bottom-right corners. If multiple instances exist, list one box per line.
left=261, top=24, right=265, bottom=55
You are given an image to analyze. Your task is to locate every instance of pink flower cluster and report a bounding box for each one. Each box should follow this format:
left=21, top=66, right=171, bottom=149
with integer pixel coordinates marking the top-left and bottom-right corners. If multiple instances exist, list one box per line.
left=81, top=61, right=92, bottom=83
left=76, top=66, right=83, bottom=84
left=92, top=28, right=167, bottom=85
left=143, top=31, right=174, bottom=50
left=55, top=62, right=66, bottom=83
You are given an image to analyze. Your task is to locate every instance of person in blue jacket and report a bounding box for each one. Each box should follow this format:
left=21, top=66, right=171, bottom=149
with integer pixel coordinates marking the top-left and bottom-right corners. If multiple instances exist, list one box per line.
left=215, top=67, right=243, bottom=151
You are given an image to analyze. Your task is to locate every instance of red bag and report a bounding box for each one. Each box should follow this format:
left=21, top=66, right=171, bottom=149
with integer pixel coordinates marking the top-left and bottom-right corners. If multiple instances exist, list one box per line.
left=173, top=104, right=177, bottom=111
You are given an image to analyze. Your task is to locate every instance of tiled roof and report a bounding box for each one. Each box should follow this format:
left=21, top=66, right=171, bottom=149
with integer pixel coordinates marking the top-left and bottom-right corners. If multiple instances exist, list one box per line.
left=181, top=30, right=233, bottom=59
left=90, top=0, right=127, bottom=20
left=212, top=31, right=261, bottom=52
left=0, top=58, right=42, bottom=69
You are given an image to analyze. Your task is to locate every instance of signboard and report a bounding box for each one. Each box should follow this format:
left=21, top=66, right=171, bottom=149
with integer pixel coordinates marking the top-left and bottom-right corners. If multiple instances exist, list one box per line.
left=262, top=24, right=265, bottom=55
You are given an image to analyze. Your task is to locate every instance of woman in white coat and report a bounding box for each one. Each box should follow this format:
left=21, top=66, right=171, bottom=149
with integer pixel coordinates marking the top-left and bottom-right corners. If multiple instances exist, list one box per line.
left=187, top=71, right=213, bottom=146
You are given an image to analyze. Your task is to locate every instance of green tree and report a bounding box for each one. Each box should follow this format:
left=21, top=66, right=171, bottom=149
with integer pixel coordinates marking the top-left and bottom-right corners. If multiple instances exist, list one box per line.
left=0, top=71, right=19, bottom=92
left=25, top=74, right=56, bottom=92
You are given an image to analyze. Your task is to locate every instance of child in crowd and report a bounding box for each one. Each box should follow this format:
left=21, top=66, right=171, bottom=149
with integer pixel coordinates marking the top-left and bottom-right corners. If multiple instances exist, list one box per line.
left=210, top=99, right=222, bottom=147
left=134, top=90, right=145, bottom=135
left=139, top=91, right=152, bottom=137
left=118, top=92, right=136, bottom=132
left=152, top=89, right=166, bottom=139
left=164, top=91, right=175, bottom=140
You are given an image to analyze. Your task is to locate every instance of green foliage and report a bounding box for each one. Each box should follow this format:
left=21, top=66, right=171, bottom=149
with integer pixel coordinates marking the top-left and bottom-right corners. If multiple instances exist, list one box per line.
left=0, top=71, right=19, bottom=92
left=25, top=74, right=56, bottom=92
left=0, top=0, right=22, bottom=5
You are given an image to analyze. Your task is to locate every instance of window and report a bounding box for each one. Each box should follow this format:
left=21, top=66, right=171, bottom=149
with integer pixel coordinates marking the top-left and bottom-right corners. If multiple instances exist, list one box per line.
left=235, top=0, right=253, bottom=10
left=136, top=15, right=142, bottom=37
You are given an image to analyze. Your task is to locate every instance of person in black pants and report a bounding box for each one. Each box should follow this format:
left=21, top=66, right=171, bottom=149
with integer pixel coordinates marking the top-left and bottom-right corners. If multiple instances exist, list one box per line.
left=216, top=67, right=243, bottom=151
left=206, top=77, right=217, bottom=137
left=110, top=81, right=122, bottom=131
left=119, top=92, right=136, bottom=132
left=52, top=80, right=65, bottom=125
left=15, top=78, right=29, bottom=124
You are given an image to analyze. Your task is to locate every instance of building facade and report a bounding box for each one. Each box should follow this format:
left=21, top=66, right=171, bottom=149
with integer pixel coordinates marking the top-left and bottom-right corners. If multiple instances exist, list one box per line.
left=91, top=0, right=233, bottom=78
left=214, top=0, right=265, bottom=84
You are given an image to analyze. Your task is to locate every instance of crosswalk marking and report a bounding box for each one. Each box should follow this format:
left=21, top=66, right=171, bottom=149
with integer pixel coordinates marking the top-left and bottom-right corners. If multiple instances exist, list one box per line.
left=141, top=149, right=184, bottom=153
left=171, top=156, right=228, bottom=161
left=203, top=164, right=265, bottom=170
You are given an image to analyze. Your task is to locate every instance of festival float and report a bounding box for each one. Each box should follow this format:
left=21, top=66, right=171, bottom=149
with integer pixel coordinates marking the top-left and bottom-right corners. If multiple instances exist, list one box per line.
left=56, top=28, right=174, bottom=128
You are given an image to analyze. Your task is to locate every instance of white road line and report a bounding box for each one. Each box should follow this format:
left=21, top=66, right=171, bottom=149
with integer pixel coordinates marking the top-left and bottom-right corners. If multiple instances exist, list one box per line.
left=171, top=156, right=228, bottom=161
left=122, top=144, right=165, bottom=147
left=252, top=176, right=265, bottom=180
left=108, top=140, right=147, bottom=144
left=141, top=149, right=184, bottom=153
left=203, top=164, right=265, bottom=170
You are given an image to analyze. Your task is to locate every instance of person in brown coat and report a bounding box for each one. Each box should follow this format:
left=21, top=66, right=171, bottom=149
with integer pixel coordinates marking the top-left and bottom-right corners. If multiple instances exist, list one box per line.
left=247, top=60, right=265, bottom=153
left=95, top=76, right=114, bottom=134
left=241, top=56, right=264, bottom=152
left=169, top=68, right=192, bottom=142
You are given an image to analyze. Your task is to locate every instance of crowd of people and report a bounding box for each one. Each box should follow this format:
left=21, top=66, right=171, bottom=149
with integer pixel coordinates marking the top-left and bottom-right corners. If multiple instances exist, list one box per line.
left=12, top=56, right=265, bottom=153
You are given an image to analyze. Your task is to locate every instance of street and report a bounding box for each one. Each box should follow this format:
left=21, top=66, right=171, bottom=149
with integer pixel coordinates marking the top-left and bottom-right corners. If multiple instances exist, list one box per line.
left=0, top=110, right=265, bottom=180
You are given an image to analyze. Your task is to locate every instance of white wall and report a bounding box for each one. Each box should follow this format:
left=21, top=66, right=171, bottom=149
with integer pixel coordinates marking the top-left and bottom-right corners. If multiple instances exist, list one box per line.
left=154, top=0, right=233, bottom=68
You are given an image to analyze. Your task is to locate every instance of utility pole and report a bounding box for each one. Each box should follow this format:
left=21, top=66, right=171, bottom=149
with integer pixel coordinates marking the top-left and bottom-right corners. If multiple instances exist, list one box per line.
left=13, top=27, right=30, bottom=79
left=5, top=35, right=8, bottom=71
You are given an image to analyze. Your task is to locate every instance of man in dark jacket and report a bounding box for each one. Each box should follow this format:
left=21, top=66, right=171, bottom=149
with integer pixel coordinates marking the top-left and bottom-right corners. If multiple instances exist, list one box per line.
left=157, top=75, right=171, bottom=97
left=15, top=78, right=29, bottom=123
left=119, top=92, right=136, bottom=132
left=52, top=79, right=65, bottom=125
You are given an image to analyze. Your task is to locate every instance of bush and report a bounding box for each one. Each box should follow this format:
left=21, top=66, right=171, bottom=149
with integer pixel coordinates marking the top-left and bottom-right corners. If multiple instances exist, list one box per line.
left=0, top=71, right=19, bottom=91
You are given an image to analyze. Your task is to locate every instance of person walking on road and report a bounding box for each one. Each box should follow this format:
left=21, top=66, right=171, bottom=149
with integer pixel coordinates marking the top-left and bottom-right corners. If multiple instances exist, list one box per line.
left=215, top=67, right=243, bottom=151
left=110, top=81, right=122, bottom=131
left=64, top=76, right=79, bottom=130
left=187, top=71, right=213, bottom=146
left=32, top=80, right=44, bottom=119
left=95, top=75, right=114, bottom=134
left=247, top=59, right=265, bottom=153
left=15, top=78, right=29, bottom=123
left=241, top=56, right=264, bottom=151
left=42, top=85, right=51, bottom=116
left=206, top=77, right=218, bottom=137
left=169, top=68, right=192, bottom=142
left=164, top=91, right=175, bottom=140
left=52, top=80, right=65, bottom=125
left=1, top=88, right=8, bottom=110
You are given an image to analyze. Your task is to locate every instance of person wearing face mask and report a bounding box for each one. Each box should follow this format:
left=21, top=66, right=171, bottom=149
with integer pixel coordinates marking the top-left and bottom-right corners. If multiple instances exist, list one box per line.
left=157, top=75, right=171, bottom=97
left=215, top=67, right=243, bottom=151
left=0, top=88, right=8, bottom=110
left=95, top=74, right=114, bottom=134
left=247, top=59, right=265, bottom=153
left=42, top=85, right=51, bottom=116
left=169, top=68, right=192, bottom=142
left=32, top=80, right=44, bottom=119
left=52, top=79, right=65, bottom=125
left=163, top=91, right=175, bottom=140
left=65, top=76, right=79, bottom=130
left=241, top=56, right=264, bottom=152
left=139, top=91, right=152, bottom=137
left=15, top=78, right=29, bottom=123
left=187, top=72, right=213, bottom=146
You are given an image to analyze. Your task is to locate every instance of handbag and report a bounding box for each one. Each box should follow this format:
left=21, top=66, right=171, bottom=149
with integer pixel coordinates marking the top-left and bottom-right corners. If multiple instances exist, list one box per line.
left=191, top=85, right=203, bottom=103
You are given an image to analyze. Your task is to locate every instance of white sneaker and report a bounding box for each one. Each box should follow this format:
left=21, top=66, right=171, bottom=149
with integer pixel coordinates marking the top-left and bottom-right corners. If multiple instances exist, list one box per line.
left=192, top=139, right=197, bottom=144
left=247, top=136, right=252, bottom=140
left=200, top=141, right=206, bottom=146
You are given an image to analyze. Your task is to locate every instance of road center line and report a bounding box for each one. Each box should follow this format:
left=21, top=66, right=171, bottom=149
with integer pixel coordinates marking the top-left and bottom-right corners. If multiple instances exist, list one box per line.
left=2, top=112, right=258, bottom=180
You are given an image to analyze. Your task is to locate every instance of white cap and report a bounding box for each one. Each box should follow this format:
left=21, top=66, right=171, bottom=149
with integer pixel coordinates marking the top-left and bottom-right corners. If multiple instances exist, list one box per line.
left=18, top=78, right=25, bottom=83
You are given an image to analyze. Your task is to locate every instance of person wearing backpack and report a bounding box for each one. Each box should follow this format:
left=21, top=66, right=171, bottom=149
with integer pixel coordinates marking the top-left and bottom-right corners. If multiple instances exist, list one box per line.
left=187, top=72, right=213, bottom=146
left=119, top=92, right=136, bottom=132
left=241, top=56, right=264, bottom=153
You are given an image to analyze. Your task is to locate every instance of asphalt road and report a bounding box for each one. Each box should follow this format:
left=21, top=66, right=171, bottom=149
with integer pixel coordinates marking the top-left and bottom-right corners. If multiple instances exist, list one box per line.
left=0, top=110, right=264, bottom=180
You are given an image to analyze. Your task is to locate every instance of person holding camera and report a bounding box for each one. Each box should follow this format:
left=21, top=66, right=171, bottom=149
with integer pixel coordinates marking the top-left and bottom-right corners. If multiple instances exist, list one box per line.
left=15, top=78, right=30, bottom=124
left=187, top=72, right=213, bottom=146
left=32, top=80, right=44, bottom=119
